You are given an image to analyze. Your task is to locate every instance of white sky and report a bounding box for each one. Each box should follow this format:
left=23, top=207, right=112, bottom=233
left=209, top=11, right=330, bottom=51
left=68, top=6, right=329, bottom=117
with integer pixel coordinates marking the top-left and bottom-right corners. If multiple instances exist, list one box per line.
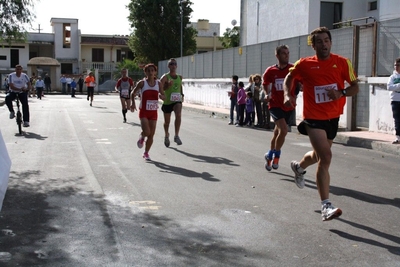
left=28, top=0, right=240, bottom=35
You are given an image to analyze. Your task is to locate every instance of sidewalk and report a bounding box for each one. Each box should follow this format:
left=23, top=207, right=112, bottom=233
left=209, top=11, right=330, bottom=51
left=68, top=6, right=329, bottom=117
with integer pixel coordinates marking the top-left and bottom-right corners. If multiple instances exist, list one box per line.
left=1, top=94, right=399, bottom=156
left=183, top=102, right=400, bottom=157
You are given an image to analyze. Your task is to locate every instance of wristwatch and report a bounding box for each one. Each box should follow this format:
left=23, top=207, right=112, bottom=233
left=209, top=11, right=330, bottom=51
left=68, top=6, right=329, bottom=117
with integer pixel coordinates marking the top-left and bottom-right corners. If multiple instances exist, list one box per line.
left=341, top=89, right=347, bottom=97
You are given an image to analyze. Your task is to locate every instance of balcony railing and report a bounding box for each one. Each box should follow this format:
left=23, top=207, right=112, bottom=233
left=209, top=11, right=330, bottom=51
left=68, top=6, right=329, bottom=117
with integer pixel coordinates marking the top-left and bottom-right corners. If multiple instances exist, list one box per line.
left=80, top=62, right=118, bottom=72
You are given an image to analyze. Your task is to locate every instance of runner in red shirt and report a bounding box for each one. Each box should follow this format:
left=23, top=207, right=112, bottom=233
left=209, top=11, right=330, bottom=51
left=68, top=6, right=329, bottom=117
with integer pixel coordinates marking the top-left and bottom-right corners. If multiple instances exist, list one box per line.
left=262, top=45, right=300, bottom=171
left=283, top=27, right=359, bottom=221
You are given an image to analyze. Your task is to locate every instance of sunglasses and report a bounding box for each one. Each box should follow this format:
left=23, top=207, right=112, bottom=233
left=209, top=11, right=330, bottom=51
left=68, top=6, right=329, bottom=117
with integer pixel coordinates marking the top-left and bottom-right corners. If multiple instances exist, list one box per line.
left=169, top=63, right=177, bottom=66
left=395, top=64, right=400, bottom=67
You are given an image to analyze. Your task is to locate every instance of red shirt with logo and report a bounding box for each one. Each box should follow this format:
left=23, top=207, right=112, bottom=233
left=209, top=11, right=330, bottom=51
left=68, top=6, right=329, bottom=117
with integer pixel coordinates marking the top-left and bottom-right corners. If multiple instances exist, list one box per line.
left=289, top=53, right=357, bottom=120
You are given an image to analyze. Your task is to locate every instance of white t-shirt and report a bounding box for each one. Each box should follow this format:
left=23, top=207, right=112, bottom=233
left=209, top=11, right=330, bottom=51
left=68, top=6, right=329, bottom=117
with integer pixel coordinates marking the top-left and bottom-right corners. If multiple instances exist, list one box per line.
left=8, top=72, right=30, bottom=92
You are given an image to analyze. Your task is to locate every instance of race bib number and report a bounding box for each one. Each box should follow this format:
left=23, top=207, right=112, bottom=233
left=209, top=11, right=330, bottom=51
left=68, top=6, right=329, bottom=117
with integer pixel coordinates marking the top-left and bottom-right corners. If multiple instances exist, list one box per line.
left=314, top=83, right=338, bottom=103
left=146, top=100, right=158, bottom=110
left=121, top=89, right=129, bottom=98
left=274, top=78, right=284, bottom=91
left=170, top=92, right=182, bottom=102
left=89, top=82, right=95, bottom=87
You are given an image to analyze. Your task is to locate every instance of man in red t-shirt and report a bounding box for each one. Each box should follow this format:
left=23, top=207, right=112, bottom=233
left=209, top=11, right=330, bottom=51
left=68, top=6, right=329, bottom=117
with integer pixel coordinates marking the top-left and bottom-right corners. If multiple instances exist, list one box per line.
left=283, top=27, right=359, bottom=222
left=262, top=45, right=299, bottom=172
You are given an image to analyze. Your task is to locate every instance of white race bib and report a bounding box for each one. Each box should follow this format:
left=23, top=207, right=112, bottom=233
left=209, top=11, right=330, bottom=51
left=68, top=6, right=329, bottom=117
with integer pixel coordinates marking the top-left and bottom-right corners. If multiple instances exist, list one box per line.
left=314, top=83, right=338, bottom=103
left=89, top=82, right=95, bottom=87
left=170, top=92, right=182, bottom=102
left=274, top=78, right=284, bottom=91
left=146, top=100, right=158, bottom=110
left=121, top=89, right=129, bottom=98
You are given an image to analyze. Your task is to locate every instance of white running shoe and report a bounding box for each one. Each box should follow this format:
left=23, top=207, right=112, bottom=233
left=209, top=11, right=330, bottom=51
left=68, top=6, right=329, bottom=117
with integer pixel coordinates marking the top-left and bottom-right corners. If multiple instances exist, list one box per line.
left=143, top=152, right=151, bottom=161
left=291, top=161, right=306, bottom=189
left=321, top=203, right=342, bottom=221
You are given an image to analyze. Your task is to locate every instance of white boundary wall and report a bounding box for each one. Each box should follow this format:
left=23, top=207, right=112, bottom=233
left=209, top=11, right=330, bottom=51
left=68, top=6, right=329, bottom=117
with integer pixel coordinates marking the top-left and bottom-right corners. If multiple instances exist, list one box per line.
left=183, top=78, right=394, bottom=135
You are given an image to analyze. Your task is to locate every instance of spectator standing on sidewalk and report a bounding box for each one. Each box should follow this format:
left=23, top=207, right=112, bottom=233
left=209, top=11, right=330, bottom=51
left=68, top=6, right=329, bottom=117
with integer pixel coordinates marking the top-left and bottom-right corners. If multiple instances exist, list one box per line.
left=228, top=75, right=239, bottom=125
left=35, top=76, right=44, bottom=100
left=78, top=75, right=84, bottom=94
left=244, top=91, right=254, bottom=127
left=387, top=57, right=400, bottom=144
left=60, top=75, right=67, bottom=94
left=66, top=76, right=72, bottom=94
left=70, top=78, right=77, bottom=98
left=236, top=81, right=246, bottom=127
left=263, top=45, right=296, bottom=172
left=252, top=74, right=263, bottom=127
left=160, top=58, right=184, bottom=147
left=44, top=74, right=51, bottom=93
left=283, top=27, right=359, bottom=221
left=130, top=63, right=165, bottom=161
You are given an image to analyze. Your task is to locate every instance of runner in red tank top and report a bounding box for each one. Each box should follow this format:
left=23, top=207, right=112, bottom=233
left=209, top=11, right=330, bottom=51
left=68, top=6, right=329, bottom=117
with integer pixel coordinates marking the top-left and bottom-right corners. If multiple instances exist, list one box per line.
left=130, top=63, right=165, bottom=161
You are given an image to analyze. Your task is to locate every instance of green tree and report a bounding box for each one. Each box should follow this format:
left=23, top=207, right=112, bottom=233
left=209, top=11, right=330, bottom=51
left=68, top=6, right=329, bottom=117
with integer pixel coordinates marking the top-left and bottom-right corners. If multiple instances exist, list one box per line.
left=219, top=26, right=240, bottom=48
left=114, top=59, right=144, bottom=81
left=0, top=0, right=37, bottom=42
left=127, top=0, right=197, bottom=64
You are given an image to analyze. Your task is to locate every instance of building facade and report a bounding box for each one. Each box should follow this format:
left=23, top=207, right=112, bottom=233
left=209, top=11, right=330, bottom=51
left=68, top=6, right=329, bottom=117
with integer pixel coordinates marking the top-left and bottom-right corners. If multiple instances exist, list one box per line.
left=0, top=18, right=133, bottom=91
left=240, top=0, right=400, bottom=46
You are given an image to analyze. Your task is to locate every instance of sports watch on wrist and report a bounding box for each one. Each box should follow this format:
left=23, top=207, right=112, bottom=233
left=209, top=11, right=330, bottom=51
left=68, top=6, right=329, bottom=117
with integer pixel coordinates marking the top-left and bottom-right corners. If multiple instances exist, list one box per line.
left=341, top=89, right=347, bottom=97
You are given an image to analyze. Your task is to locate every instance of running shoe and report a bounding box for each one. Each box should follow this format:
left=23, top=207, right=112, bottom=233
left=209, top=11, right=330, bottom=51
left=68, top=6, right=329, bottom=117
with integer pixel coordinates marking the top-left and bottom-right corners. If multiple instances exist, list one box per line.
left=164, top=136, right=170, bottom=147
left=9, top=111, right=15, bottom=119
left=392, top=136, right=400, bottom=144
left=321, top=202, right=342, bottom=221
left=174, top=136, right=182, bottom=145
left=23, top=121, right=30, bottom=127
left=272, top=157, right=279, bottom=170
left=123, top=118, right=127, bottom=123
left=264, top=153, right=272, bottom=171
left=143, top=152, right=151, bottom=161
left=291, top=161, right=306, bottom=189
left=137, top=135, right=145, bottom=149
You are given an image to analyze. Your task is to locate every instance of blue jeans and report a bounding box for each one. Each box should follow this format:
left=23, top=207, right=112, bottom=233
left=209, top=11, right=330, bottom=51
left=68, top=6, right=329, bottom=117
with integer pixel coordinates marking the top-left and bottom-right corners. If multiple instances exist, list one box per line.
left=230, top=98, right=238, bottom=123
left=391, top=101, right=400, bottom=136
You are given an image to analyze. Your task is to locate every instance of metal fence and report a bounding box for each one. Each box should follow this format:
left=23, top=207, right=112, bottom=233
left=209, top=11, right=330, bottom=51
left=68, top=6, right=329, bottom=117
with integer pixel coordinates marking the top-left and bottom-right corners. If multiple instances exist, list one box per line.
left=159, top=17, right=400, bottom=129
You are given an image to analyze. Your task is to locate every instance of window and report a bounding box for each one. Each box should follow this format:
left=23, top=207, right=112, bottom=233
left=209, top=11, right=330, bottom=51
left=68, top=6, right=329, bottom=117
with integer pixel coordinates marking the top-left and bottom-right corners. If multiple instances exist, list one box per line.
left=61, top=63, right=73, bottom=74
left=320, top=2, right=342, bottom=29
left=0, top=55, right=6, bottom=60
left=63, top=23, right=71, bottom=48
left=369, top=1, right=377, bottom=11
left=92, top=48, right=104, bottom=62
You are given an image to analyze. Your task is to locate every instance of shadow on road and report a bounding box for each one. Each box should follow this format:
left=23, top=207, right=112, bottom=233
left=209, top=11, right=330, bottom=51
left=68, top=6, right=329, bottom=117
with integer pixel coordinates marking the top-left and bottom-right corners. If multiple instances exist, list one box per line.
left=150, top=160, right=220, bottom=182
left=0, top=169, right=270, bottom=266
left=169, top=147, right=240, bottom=166
left=21, top=132, right=48, bottom=141
left=330, top=217, right=400, bottom=255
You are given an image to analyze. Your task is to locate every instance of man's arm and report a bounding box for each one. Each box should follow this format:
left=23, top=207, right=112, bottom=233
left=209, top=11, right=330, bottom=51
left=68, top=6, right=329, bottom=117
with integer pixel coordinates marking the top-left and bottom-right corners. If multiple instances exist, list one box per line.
left=180, top=75, right=184, bottom=100
left=283, top=72, right=295, bottom=108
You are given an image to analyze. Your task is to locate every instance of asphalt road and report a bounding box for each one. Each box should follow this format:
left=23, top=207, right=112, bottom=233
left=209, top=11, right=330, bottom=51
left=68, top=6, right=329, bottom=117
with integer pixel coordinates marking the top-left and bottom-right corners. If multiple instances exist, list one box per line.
left=0, top=94, right=399, bottom=267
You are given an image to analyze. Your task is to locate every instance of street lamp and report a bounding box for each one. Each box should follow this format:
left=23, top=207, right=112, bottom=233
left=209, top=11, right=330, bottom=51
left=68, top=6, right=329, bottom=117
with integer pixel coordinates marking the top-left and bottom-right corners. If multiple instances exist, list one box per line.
left=180, top=0, right=186, bottom=58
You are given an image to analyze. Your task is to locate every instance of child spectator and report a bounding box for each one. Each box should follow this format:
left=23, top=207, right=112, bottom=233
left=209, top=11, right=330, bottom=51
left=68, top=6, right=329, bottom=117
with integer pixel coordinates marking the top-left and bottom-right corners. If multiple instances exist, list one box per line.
left=236, top=81, right=246, bottom=127
left=244, top=91, right=254, bottom=127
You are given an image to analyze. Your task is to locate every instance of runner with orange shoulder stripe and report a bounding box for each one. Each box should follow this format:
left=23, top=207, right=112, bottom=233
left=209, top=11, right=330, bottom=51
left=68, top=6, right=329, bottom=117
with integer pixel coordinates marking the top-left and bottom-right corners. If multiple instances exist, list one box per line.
left=283, top=26, right=359, bottom=222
